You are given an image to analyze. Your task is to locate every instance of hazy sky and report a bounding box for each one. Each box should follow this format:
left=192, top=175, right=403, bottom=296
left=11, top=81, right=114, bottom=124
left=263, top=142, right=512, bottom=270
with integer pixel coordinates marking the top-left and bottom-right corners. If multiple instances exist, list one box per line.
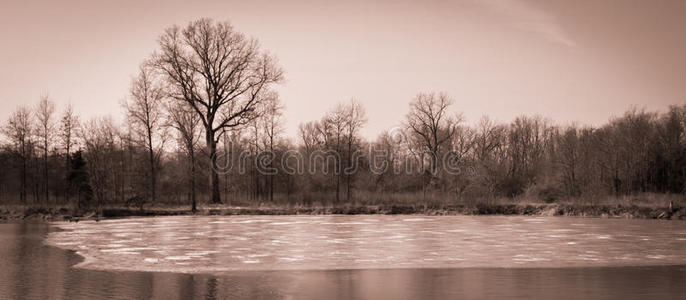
left=1, top=0, right=685, bottom=139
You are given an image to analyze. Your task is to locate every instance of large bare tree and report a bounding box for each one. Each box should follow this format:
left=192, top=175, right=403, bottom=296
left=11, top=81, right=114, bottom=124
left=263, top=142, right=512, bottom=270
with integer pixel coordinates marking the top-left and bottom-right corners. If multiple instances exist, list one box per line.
left=153, top=18, right=283, bottom=204
left=123, top=65, right=167, bottom=205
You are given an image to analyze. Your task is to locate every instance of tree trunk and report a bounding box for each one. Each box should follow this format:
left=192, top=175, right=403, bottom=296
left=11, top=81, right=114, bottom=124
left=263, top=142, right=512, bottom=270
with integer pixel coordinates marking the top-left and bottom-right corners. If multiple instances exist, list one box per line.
left=335, top=174, right=340, bottom=204
left=65, top=144, right=71, bottom=204
left=269, top=141, right=274, bottom=202
left=147, top=128, right=157, bottom=205
left=190, top=148, right=197, bottom=213
left=207, top=130, right=222, bottom=204
left=44, top=148, right=49, bottom=204
left=148, top=148, right=156, bottom=204
left=21, top=155, right=26, bottom=204
left=223, top=131, right=230, bottom=204
left=346, top=138, right=352, bottom=202
left=269, top=173, right=274, bottom=202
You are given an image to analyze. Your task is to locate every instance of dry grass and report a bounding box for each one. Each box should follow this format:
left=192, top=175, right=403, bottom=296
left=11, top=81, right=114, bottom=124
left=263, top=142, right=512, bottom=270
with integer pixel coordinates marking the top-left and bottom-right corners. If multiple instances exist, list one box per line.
left=2, top=192, right=683, bottom=218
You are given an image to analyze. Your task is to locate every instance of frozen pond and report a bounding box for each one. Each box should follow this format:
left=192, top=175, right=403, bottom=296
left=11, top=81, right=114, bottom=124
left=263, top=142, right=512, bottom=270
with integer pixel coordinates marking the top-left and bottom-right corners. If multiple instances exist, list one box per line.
left=46, top=215, right=686, bottom=273
left=2, top=217, right=686, bottom=299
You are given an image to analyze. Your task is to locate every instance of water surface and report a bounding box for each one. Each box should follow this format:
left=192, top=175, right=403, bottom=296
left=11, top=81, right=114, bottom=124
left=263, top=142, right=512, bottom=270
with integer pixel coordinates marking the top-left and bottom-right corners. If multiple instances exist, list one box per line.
left=1, top=216, right=685, bottom=299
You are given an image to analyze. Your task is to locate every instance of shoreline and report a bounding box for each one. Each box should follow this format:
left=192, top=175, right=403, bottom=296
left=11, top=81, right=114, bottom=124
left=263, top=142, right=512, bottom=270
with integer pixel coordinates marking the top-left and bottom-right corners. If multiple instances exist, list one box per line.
left=1, top=203, right=683, bottom=222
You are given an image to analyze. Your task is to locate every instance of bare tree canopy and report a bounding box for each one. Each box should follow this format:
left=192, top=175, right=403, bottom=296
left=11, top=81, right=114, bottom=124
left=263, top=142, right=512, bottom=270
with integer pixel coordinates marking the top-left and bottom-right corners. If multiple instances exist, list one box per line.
left=405, top=92, right=461, bottom=176
left=166, top=101, right=202, bottom=212
left=59, top=104, right=80, bottom=203
left=2, top=106, right=33, bottom=203
left=36, top=95, right=55, bottom=203
left=123, top=65, right=167, bottom=205
left=152, top=18, right=284, bottom=203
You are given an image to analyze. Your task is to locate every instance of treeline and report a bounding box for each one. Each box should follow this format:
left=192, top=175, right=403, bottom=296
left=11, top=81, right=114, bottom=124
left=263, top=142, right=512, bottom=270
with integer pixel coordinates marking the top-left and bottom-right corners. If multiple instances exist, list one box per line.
left=1, top=18, right=685, bottom=210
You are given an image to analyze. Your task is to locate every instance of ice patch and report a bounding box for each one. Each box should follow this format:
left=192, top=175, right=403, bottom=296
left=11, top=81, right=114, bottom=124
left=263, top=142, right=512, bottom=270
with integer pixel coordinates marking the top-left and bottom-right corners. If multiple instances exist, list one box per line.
left=268, top=221, right=308, bottom=225
left=278, top=257, right=305, bottom=262
left=165, top=256, right=192, bottom=260
left=185, top=251, right=219, bottom=257
left=319, top=222, right=370, bottom=225
left=54, top=242, right=78, bottom=246
left=232, top=219, right=270, bottom=224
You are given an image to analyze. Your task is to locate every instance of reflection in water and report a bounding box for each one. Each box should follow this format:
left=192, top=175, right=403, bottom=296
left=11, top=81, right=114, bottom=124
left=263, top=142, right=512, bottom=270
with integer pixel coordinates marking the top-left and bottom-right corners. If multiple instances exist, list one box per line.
left=1, top=219, right=686, bottom=299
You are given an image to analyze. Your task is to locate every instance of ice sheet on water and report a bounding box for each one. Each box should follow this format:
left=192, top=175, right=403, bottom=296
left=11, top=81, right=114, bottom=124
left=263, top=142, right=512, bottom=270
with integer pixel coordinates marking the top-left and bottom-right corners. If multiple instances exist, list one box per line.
left=46, top=215, right=686, bottom=274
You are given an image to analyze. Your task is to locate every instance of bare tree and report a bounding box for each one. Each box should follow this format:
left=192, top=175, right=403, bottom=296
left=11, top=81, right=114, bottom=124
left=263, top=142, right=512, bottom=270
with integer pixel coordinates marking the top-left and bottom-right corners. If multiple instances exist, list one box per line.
left=60, top=104, right=80, bottom=172
left=507, top=115, right=552, bottom=190
left=299, top=121, right=320, bottom=154
left=261, top=91, right=284, bottom=202
left=343, top=99, right=366, bottom=201
left=36, top=96, right=55, bottom=203
left=324, top=104, right=347, bottom=203
left=405, top=92, right=459, bottom=180
left=123, top=65, right=167, bottom=204
left=80, top=117, right=118, bottom=208
left=153, top=18, right=283, bottom=204
left=167, top=102, right=202, bottom=212
left=60, top=104, right=80, bottom=202
left=474, top=116, right=505, bottom=162
left=472, top=116, right=507, bottom=196
left=557, top=127, right=581, bottom=197
left=2, top=107, right=33, bottom=203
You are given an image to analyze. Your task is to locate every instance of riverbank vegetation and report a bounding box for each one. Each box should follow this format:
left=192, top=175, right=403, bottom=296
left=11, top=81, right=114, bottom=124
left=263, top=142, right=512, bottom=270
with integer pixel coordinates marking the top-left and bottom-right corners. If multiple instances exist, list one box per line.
left=2, top=193, right=683, bottom=221
left=1, top=18, right=685, bottom=219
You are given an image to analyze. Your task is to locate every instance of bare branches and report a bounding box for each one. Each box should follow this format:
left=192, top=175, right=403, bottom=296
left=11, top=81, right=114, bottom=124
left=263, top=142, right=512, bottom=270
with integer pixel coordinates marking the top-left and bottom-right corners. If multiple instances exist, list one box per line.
left=125, top=66, right=167, bottom=149
left=36, top=95, right=56, bottom=202
left=153, top=18, right=283, bottom=135
left=405, top=92, right=461, bottom=174
left=152, top=18, right=283, bottom=203
left=166, top=101, right=202, bottom=155
left=123, top=65, right=168, bottom=204
left=2, top=107, right=33, bottom=156
left=36, top=95, right=56, bottom=153
left=60, top=104, right=80, bottom=156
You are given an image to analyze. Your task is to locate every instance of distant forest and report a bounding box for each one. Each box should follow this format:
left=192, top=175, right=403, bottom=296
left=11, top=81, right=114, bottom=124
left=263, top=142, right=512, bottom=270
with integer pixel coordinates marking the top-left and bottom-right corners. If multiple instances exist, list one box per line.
left=1, top=19, right=685, bottom=211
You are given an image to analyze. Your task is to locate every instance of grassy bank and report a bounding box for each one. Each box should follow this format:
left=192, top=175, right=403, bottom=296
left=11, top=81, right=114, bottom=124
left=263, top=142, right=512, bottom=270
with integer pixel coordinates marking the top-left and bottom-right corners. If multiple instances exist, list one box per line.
left=1, top=198, right=684, bottom=222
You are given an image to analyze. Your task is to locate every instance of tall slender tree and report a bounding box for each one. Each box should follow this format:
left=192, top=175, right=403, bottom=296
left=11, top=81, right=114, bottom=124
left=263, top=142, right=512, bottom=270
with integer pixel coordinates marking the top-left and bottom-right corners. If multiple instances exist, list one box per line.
left=124, top=65, right=167, bottom=204
left=36, top=96, right=55, bottom=203
left=261, top=91, right=284, bottom=202
left=167, top=102, right=202, bottom=212
left=2, top=107, right=33, bottom=203
left=343, top=99, right=366, bottom=202
left=60, top=104, right=80, bottom=192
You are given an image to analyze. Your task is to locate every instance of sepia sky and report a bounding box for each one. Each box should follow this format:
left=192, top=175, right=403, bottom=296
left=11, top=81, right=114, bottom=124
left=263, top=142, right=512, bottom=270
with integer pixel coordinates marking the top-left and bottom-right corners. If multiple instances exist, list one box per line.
left=1, top=0, right=685, bottom=139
